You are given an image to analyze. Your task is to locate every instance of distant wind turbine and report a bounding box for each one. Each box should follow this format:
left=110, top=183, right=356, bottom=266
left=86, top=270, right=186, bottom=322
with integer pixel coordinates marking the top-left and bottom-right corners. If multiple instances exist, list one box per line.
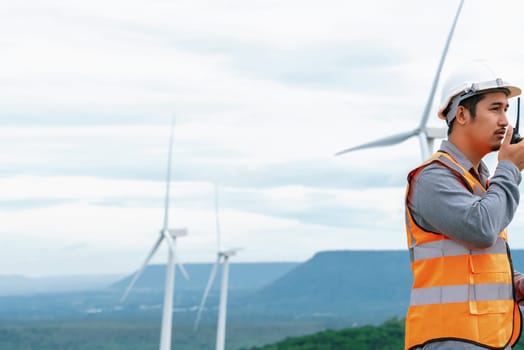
left=120, top=118, right=189, bottom=350
left=335, top=0, right=464, bottom=160
left=193, top=184, right=242, bottom=350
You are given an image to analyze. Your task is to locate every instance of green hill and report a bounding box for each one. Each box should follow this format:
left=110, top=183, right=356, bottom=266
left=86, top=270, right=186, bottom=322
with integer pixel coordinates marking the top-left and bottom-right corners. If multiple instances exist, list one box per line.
left=243, top=318, right=405, bottom=350
left=244, top=316, right=524, bottom=350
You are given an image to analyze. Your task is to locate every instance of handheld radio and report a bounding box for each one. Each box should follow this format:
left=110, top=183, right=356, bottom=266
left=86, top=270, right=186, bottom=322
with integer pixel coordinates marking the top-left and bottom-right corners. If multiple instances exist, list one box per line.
left=511, top=97, right=522, bottom=144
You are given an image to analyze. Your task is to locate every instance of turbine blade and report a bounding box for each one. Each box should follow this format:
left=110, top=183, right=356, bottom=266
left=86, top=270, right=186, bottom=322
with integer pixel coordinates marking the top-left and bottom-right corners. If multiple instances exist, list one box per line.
left=335, top=129, right=418, bottom=156
left=162, top=231, right=189, bottom=280
left=214, top=183, right=222, bottom=253
left=162, top=117, right=176, bottom=230
left=120, top=235, right=164, bottom=303
left=193, top=256, right=220, bottom=332
left=418, top=0, right=464, bottom=130
left=175, top=255, right=190, bottom=280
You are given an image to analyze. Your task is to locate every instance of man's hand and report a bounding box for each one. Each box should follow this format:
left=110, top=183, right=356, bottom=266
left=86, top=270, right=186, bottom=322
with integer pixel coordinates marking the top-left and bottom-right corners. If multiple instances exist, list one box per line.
left=498, top=125, right=524, bottom=170
left=514, top=272, right=524, bottom=305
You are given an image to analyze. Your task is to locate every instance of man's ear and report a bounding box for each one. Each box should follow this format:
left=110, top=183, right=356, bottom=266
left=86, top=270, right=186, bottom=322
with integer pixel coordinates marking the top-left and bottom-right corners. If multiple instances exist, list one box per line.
left=455, top=106, right=469, bottom=126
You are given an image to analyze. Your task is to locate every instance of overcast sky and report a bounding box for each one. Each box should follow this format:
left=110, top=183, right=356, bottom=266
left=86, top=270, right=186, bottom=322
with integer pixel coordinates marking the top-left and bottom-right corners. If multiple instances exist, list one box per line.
left=3, top=0, right=524, bottom=277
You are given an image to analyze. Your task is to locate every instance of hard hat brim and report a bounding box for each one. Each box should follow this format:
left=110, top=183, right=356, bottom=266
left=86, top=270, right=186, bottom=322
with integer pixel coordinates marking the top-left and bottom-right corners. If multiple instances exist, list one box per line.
left=437, top=84, right=522, bottom=121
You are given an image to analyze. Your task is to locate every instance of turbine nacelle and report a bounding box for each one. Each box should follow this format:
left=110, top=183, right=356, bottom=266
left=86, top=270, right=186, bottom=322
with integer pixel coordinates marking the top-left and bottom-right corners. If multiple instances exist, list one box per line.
left=426, top=127, right=448, bottom=139
left=161, top=228, right=188, bottom=238
left=219, top=247, right=242, bottom=258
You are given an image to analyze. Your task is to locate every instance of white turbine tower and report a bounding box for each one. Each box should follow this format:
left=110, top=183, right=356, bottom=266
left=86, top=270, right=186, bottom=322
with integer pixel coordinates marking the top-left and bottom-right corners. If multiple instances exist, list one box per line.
left=120, top=119, right=189, bottom=350
left=193, top=184, right=241, bottom=350
left=335, top=0, right=464, bottom=160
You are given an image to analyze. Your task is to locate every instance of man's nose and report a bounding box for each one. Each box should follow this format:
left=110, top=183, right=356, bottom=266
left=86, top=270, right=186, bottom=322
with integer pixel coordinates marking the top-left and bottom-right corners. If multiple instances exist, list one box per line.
left=501, top=112, right=509, bottom=125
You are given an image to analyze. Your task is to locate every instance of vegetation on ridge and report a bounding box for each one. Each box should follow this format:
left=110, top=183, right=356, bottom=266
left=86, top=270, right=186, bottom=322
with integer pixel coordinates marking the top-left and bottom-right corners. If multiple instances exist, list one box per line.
left=243, top=318, right=404, bottom=350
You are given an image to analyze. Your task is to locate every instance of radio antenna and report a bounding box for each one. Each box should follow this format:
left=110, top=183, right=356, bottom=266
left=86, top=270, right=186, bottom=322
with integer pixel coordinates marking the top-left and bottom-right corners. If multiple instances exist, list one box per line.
left=517, top=97, right=521, bottom=133
left=511, top=97, right=522, bottom=144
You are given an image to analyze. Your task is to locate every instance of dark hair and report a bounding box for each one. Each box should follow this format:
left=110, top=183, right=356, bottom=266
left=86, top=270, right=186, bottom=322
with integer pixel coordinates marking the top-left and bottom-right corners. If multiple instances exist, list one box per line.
left=446, top=94, right=485, bottom=135
left=460, top=94, right=486, bottom=118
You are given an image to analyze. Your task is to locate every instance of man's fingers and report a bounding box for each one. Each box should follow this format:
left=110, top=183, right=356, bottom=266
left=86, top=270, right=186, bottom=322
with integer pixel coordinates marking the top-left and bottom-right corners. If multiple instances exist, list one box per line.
left=505, top=125, right=514, bottom=145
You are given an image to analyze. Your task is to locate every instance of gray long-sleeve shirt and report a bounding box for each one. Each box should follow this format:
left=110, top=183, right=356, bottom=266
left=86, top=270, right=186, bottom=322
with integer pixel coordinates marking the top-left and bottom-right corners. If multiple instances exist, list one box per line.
left=410, top=140, right=521, bottom=249
left=408, top=140, right=521, bottom=350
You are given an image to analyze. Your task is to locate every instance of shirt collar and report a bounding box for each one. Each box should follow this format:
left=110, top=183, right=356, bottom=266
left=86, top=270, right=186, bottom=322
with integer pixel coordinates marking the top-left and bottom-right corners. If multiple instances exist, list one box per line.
left=438, top=140, right=490, bottom=181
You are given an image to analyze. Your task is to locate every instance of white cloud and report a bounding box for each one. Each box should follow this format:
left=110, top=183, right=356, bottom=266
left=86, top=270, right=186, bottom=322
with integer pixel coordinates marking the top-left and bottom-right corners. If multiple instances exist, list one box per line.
left=2, top=0, right=524, bottom=276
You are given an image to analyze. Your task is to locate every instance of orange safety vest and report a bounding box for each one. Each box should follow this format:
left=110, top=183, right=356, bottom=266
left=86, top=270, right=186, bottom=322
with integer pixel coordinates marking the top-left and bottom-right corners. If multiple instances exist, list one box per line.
left=404, top=151, right=522, bottom=350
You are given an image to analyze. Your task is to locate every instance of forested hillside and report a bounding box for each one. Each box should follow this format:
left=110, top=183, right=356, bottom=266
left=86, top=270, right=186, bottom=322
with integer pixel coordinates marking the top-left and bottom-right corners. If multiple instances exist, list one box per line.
left=245, top=318, right=405, bottom=350
left=246, top=317, right=524, bottom=350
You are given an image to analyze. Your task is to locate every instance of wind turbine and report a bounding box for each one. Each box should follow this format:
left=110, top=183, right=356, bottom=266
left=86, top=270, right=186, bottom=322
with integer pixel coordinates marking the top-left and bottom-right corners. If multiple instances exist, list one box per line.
left=120, top=119, right=189, bottom=350
left=193, top=184, right=241, bottom=350
left=335, top=0, right=465, bottom=160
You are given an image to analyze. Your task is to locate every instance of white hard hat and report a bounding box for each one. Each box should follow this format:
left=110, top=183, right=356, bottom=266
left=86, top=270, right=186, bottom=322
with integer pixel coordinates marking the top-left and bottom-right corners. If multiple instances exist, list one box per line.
left=437, top=60, right=521, bottom=124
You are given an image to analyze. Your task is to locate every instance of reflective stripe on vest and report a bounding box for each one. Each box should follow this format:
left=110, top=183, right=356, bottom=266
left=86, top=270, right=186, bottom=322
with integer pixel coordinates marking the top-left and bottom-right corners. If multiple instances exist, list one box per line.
left=411, top=283, right=512, bottom=306
left=410, top=235, right=507, bottom=261
left=404, top=151, right=521, bottom=350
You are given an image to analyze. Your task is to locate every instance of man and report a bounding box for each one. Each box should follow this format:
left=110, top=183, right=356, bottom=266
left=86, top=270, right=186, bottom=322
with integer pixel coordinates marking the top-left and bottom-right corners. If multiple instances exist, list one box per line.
left=405, top=60, right=524, bottom=350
